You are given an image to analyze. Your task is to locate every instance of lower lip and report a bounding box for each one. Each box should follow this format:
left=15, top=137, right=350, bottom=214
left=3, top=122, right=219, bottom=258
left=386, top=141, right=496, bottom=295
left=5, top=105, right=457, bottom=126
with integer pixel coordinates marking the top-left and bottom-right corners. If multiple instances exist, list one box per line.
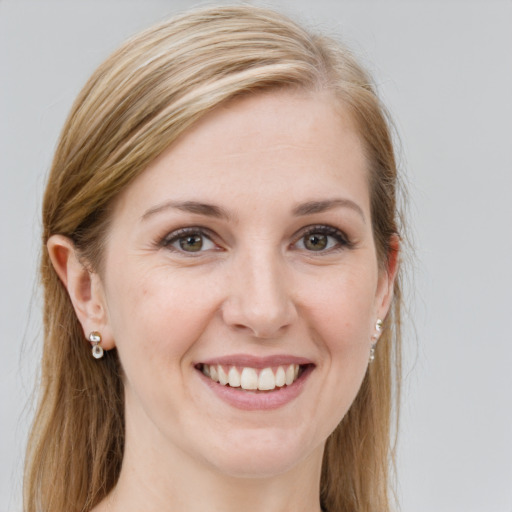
left=197, top=366, right=313, bottom=411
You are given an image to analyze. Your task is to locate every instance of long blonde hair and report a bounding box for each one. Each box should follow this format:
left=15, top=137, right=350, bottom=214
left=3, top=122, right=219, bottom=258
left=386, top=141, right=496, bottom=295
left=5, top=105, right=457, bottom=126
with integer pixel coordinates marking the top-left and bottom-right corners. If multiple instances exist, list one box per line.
left=25, top=5, right=404, bottom=512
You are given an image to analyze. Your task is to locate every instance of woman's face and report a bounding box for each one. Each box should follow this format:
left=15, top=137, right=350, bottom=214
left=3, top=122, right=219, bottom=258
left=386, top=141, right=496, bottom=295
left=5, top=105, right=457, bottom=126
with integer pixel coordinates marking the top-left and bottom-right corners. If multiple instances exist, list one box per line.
left=97, top=90, right=394, bottom=477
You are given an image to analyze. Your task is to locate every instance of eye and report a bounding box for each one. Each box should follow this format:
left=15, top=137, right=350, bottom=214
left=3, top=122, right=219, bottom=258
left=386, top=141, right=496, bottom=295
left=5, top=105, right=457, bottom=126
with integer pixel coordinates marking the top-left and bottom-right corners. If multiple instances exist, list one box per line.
left=294, top=225, right=351, bottom=253
left=302, top=233, right=331, bottom=251
left=161, top=228, right=217, bottom=254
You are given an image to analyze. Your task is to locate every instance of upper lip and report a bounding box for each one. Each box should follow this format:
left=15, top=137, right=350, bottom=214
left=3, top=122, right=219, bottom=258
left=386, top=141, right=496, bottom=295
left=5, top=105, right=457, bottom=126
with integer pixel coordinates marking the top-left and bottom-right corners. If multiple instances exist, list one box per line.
left=197, top=354, right=314, bottom=369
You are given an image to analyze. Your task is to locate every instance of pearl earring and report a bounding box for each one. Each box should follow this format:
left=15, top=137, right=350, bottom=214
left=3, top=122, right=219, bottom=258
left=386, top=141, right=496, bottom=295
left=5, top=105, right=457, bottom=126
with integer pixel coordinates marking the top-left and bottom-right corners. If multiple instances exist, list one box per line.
left=369, top=319, right=383, bottom=363
left=89, top=331, right=104, bottom=359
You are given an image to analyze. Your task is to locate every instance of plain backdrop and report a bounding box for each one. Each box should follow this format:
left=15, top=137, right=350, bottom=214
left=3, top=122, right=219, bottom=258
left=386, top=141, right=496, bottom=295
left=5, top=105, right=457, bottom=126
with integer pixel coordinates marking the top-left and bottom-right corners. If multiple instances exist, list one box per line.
left=1, top=1, right=511, bottom=511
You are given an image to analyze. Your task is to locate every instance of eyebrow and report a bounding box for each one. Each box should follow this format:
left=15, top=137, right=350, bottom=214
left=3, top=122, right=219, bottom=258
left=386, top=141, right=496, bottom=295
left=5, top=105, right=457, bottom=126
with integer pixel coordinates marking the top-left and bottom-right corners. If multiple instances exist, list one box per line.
left=292, top=198, right=366, bottom=222
left=141, top=198, right=365, bottom=223
left=141, top=200, right=234, bottom=222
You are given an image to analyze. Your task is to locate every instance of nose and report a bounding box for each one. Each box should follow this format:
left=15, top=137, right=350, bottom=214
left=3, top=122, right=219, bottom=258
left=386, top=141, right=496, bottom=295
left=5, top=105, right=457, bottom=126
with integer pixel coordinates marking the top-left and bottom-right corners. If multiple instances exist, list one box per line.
left=221, top=248, right=298, bottom=339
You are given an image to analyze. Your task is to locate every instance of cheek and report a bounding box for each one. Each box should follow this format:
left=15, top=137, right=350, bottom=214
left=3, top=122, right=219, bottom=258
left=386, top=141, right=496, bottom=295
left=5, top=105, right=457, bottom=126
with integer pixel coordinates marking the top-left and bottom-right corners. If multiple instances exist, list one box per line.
left=105, top=265, right=220, bottom=373
left=290, top=267, right=378, bottom=442
left=103, top=267, right=223, bottom=432
left=306, top=264, right=378, bottom=351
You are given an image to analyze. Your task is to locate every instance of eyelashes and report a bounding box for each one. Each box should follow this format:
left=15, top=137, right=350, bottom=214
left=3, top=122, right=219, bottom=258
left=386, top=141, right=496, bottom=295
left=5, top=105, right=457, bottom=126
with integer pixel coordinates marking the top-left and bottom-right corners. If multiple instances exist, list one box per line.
left=160, top=227, right=219, bottom=254
left=295, top=225, right=353, bottom=252
left=159, top=224, right=353, bottom=256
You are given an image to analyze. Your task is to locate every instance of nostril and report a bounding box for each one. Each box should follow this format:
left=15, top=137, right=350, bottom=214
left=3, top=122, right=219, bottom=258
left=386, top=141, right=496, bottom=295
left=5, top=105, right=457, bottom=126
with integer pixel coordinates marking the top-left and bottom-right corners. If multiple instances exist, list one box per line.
left=220, top=277, right=298, bottom=338
left=231, top=322, right=290, bottom=340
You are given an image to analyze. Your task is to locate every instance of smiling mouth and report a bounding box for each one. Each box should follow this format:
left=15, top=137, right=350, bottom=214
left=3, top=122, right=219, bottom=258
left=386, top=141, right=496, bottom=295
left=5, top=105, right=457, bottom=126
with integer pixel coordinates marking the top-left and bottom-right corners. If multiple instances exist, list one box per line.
left=197, top=363, right=308, bottom=391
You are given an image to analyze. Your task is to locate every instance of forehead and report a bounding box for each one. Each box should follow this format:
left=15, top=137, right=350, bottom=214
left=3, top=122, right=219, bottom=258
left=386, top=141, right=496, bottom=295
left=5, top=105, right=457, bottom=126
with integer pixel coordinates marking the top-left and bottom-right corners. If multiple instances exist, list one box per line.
left=113, top=89, right=369, bottom=220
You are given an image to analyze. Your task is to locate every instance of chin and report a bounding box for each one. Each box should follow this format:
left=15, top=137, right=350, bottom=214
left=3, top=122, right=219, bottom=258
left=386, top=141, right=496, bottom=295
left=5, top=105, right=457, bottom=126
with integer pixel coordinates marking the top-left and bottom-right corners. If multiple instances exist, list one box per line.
left=199, top=425, right=324, bottom=479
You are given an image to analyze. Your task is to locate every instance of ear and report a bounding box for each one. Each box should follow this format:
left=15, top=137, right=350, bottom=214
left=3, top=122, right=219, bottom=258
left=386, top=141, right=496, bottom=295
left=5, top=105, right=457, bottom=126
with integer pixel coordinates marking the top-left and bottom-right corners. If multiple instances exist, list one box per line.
left=375, top=234, right=400, bottom=320
left=47, top=234, right=115, bottom=350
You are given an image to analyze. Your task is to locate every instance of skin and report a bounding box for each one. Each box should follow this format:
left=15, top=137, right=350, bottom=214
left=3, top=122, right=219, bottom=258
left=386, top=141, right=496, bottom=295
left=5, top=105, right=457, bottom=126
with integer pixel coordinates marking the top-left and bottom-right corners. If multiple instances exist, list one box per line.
left=49, top=90, right=397, bottom=512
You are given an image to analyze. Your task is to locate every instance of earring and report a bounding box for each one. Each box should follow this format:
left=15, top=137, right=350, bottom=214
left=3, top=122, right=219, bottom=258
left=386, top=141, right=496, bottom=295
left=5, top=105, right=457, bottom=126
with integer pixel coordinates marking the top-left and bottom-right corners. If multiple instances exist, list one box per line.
left=369, top=318, right=383, bottom=363
left=89, top=331, right=104, bottom=359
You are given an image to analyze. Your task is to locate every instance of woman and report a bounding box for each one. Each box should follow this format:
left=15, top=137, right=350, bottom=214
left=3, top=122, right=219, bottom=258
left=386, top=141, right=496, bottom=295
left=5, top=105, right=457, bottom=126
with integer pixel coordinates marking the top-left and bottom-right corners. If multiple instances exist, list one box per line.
left=24, top=5, right=404, bottom=512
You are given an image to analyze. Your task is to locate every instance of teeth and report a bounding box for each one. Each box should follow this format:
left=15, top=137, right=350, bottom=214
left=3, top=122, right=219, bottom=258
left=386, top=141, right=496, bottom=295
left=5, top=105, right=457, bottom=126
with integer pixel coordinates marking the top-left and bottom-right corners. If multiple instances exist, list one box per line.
left=258, top=368, right=276, bottom=390
left=285, top=365, right=295, bottom=386
left=275, top=366, right=286, bottom=387
left=218, top=365, right=228, bottom=386
left=228, top=366, right=241, bottom=387
left=201, top=363, right=301, bottom=391
left=240, top=367, right=258, bottom=390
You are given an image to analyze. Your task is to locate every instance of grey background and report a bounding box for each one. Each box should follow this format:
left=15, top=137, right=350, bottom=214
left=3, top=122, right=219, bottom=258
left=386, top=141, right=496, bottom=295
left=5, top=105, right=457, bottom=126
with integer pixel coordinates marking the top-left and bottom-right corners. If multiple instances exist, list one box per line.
left=1, top=1, right=511, bottom=511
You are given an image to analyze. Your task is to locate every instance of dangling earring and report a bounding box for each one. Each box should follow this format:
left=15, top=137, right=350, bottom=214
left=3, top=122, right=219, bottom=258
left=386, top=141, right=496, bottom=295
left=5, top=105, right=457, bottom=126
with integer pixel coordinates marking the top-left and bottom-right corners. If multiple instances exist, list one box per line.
left=369, top=318, right=383, bottom=363
left=89, top=331, right=104, bottom=359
